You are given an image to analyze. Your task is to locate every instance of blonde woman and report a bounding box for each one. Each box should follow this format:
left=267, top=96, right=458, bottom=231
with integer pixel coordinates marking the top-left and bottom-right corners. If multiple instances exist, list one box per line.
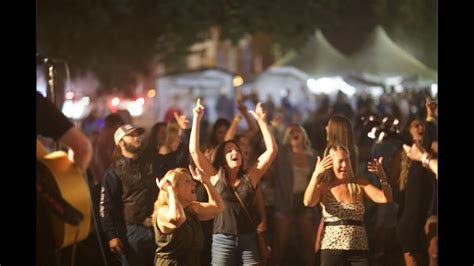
left=271, top=124, right=318, bottom=266
left=304, top=144, right=392, bottom=266
left=152, top=167, right=225, bottom=265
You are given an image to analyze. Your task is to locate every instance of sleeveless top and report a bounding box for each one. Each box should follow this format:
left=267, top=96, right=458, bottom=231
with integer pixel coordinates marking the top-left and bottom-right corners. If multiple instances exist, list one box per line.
left=213, top=170, right=257, bottom=235
left=154, top=207, right=203, bottom=265
left=321, top=190, right=369, bottom=250
left=292, top=164, right=311, bottom=193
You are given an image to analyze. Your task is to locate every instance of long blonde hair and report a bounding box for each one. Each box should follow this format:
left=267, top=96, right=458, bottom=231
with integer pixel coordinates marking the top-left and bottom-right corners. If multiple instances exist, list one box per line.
left=282, top=124, right=313, bottom=154
left=151, top=168, right=190, bottom=226
left=322, top=144, right=362, bottom=201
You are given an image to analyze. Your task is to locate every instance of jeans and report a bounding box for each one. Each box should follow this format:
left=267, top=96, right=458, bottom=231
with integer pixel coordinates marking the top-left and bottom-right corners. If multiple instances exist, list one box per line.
left=118, top=224, right=156, bottom=266
left=320, top=250, right=369, bottom=266
left=212, top=233, right=260, bottom=266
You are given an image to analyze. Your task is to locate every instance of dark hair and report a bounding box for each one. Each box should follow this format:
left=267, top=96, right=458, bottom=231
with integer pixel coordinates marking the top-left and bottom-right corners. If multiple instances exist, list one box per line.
left=209, top=118, right=231, bottom=146
left=145, top=122, right=167, bottom=152
left=104, top=113, right=124, bottom=128
left=401, top=116, right=423, bottom=145
left=212, top=140, right=246, bottom=178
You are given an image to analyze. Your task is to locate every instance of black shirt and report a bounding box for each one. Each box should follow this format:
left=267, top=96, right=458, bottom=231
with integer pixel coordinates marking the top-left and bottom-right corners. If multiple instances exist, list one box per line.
left=213, top=171, right=257, bottom=235
left=100, top=155, right=158, bottom=240
left=36, top=92, right=73, bottom=140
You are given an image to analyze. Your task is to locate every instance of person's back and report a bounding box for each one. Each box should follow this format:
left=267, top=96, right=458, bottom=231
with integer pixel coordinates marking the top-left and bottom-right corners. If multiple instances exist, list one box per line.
left=154, top=207, right=203, bottom=265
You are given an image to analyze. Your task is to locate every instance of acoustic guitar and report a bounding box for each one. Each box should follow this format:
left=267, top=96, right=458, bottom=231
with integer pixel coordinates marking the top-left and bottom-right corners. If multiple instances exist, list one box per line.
left=37, top=140, right=91, bottom=249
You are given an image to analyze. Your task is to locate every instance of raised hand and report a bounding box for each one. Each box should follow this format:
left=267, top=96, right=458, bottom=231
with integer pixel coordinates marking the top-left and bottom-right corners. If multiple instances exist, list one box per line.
left=426, top=97, right=437, bottom=118
left=249, top=102, right=267, bottom=121
left=314, top=155, right=333, bottom=178
left=173, top=112, right=190, bottom=129
left=193, top=98, right=205, bottom=120
left=157, top=177, right=172, bottom=191
left=189, top=165, right=209, bottom=184
left=367, top=157, right=387, bottom=181
left=403, top=142, right=427, bottom=162
left=237, top=100, right=248, bottom=114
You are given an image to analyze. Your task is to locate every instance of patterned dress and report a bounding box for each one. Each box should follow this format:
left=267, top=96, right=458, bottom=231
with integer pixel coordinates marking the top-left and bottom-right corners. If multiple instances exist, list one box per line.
left=320, top=190, right=369, bottom=251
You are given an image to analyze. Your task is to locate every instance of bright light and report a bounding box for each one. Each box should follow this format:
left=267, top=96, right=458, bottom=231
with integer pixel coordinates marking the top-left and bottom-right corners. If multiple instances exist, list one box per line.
left=233, top=76, right=244, bottom=87
left=368, top=86, right=384, bottom=98
left=368, top=127, right=377, bottom=139
left=431, top=83, right=438, bottom=97
left=394, top=84, right=403, bottom=93
left=307, top=77, right=356, bottom=96
left=128, top=101, right=143, bottom=116
left=147, top=89, right=156, bottom=98
left=338, top=79, right=356, bottom=96
left=385, top=76, right=403, bottom=86
left=82, top=96, right=90, bottom=105
left=112, top=97, right=120, bottom=107
left=136, top=97, right=145, bottom=106
left=62, top=100, right=85, bottom=119
left=65, top=91, right=74, bottom=100
left=306, top=78, right=332, bottom=94
left=306, top=79, right=317, bottom=90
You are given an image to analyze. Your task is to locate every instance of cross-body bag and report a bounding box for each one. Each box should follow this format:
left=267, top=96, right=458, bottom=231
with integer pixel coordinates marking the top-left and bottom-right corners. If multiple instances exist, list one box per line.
left=225, top=179, right=271, bottom=265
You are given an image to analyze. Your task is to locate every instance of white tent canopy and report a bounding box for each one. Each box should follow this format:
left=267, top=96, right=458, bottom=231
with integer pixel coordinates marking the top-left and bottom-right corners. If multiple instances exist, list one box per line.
left=350, top=26, right=436, bottom=80
left=156, top=68, right=234, bottom=123
left=274, top=29, right=353, bottom=77
left=254, top=29, right=356, bottom=108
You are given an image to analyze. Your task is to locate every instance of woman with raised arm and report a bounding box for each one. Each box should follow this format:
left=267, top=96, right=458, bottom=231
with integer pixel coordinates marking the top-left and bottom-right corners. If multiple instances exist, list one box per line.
left=189, top=98, right=278, bottom=265
left=303, top=144, right=392, bottom=266
left=153, top=166, right=225, bottom=265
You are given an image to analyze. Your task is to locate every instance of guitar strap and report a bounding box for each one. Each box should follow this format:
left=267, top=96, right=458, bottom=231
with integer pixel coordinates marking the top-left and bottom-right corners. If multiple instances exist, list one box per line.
left=36, top=163, right=84, bottom=225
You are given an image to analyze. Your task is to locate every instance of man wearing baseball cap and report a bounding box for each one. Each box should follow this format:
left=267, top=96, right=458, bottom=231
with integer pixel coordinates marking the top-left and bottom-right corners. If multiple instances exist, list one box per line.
left=100, top=124, right=157, bottom=266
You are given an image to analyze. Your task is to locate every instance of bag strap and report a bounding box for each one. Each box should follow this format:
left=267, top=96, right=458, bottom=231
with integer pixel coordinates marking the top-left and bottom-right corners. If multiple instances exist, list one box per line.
left=224, top=178, right=258, bottom=229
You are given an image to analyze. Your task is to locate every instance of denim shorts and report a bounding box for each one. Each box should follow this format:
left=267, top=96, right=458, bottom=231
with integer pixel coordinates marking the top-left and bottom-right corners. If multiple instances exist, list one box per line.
left=212, top=232, right=260, bottom=265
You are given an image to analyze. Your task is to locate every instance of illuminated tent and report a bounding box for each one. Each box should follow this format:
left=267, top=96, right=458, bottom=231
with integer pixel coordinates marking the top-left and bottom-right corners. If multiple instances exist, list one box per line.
left=274, top=29, right=354, bottom=77
left=255, top=29, right=355, bottom=107
left=155, top=68, right=234, bottom=123
left=350, top=26, right=437, bottom=86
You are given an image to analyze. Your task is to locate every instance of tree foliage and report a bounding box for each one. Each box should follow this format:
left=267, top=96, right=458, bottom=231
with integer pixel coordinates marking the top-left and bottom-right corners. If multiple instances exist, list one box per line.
left=37, top=0, right=436, bottom=92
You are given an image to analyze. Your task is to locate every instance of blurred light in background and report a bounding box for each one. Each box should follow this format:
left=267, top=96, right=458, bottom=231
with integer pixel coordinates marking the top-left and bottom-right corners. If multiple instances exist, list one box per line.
left=147, top=89, right=156, bottom=98
left=82, top=96, right=90, bottom=105
left=307, top=77, right=356, bottom=96
left=65, top=91, right=74, bottom=100
left=111, top=97, right=120, bottom=107
left=127, top=101, right=143, bottom=116
left=431, top=83, right=438, bottom=98
left=62, top=99, right=86, bottom=119
left=394, top=84, right=403, bottom=93
left=368, top=86, right=384, bottom=98
left=233, top=75, right=244, bottom=87
left=385, top=76, right=403, bottom=86
left=136, top=97, right=145, bottom=106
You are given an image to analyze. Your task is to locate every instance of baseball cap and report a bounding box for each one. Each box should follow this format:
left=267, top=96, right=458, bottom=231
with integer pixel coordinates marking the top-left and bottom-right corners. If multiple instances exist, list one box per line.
left=114, top=124, right=145, bottom=145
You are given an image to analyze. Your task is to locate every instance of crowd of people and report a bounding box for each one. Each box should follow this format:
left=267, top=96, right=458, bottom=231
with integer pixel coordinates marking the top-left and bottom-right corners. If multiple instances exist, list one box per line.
left=36, top=86, right=438, bottom=266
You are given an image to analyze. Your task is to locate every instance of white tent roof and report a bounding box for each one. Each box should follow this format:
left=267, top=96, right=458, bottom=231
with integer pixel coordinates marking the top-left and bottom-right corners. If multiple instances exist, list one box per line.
left=350, top=26, right=436, bottom=78
left=274, top=29, right=353, bottom=77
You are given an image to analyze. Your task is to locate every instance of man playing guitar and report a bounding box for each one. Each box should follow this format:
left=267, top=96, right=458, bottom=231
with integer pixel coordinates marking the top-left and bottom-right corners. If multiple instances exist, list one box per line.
left=36, top=91, right=93, bottom=266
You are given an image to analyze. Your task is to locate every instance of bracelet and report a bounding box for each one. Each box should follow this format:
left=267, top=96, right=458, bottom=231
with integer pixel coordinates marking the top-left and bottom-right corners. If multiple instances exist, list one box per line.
left=426, top=116, right=435, bottom=122
left=380, top=179, right=389, bottom=186
left=422, top=154, right=432, bottom=168
left=421, top=154, right=431, bottom=168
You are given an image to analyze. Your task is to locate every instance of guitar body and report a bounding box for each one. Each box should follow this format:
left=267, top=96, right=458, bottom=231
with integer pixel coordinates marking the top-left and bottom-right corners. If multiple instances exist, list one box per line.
left=37, top=140, right=91, bottom=249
